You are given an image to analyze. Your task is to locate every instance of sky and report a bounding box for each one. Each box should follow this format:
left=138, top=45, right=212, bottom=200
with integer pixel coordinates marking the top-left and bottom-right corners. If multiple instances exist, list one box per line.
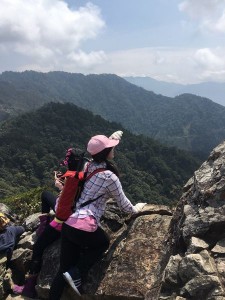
left=1, top=0, right=225, bottom=84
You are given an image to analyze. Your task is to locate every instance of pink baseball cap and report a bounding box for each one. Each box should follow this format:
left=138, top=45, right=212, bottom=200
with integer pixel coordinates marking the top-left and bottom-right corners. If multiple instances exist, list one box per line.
left=87, top=135, right=119, bottom=155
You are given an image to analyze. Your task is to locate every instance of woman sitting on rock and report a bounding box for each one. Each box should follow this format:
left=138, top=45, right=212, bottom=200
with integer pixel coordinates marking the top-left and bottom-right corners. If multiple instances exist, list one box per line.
left=49, top=133, right=146, bottom=299
left=36, top=147, right=90, bottom=236
left=13, top=147, right=89, bottom=298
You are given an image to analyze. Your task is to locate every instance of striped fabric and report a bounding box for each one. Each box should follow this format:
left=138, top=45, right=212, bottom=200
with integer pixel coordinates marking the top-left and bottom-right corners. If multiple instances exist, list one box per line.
left=66, top=161, right=137, bottom=226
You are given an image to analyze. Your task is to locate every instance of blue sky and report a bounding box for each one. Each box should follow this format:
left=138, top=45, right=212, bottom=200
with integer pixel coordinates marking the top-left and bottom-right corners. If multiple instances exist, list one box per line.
left=0, top=0, right=225, bottom=84
left=70, top=0, right=188, bottom=50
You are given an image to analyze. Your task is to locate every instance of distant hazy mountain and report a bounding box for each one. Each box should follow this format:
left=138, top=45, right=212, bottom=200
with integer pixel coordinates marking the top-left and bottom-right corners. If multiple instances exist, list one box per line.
left=1, top=71, right=225, bottom=158
left=124, top=76, right=225, bottom=107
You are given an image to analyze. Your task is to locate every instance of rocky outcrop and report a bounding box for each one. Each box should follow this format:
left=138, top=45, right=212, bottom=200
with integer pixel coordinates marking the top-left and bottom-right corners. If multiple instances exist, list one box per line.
left=159, top=141, right=225, bottom=300
left=2, top=140, right=225, bottom=300
left=0, top=202, right=172, bottom=299
left=36, top=203, right=172, bottom=299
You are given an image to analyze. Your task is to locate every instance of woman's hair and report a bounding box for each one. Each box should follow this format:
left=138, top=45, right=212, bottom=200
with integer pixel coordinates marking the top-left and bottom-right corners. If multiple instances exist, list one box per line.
left=92, top=147, right=119, bottom=177
left=61, top=148, right=85, bottom=171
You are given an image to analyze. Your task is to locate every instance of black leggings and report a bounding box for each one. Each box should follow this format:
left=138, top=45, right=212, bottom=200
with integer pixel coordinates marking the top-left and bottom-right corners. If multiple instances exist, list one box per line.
left=41, top=191, right=57, bottom=213
left=49, top=223, right=110, bottom=300
left=30, top=225, right=61, bottom=274
left=29, top=191, right=58, bottom=273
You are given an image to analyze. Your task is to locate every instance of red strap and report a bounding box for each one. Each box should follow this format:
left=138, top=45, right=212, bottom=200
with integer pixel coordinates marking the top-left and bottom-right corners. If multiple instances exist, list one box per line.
left=60, top=168, right=105, bottom=181
left=61, top=170, right=76, bottom=177
left=61, top=170, right=84, bottom=179
left=85, top=168, right=106, bottom=181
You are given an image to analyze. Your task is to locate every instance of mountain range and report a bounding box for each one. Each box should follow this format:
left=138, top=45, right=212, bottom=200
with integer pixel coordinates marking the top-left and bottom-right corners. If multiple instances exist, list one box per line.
left=1, top=71, right=225, bottom=158
left=0, top=102, right=199, bottom=204
left=124, top=76, right=225, bottom=107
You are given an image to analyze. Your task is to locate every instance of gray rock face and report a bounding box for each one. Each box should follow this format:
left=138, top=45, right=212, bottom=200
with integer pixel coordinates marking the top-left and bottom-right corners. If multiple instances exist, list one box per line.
left=96, top=213, right=172, bottom=298
left=160, top=141, right=225, bottom=299
left=36, top=204, right=172, bottom=299
left=0, top=202, right=172, bottom=300
left=0, top=255, right=8, bottom=299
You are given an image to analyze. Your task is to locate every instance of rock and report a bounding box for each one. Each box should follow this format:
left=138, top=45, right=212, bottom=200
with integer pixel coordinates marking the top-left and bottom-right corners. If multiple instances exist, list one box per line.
left=182, top=205, right=225, bottom=243
left=159, top=140, right=225, bottom=299
left=178, top=250, right=217, bottom=284
left=0, top=254, right=8, bottom=299
left=17, top=232, right=36, bottom=250
left=96, top=213, right=172, bottom=299
left=186, top=236, right=209, bottom=254
left=3, top=140, right=225, bottom=300
left=215, top=258, right=225, bottom=284
left=159, top=294, right=187, bottom=300
left=180, top=275, right=223, bottom=299
left=212, top=238, right=225, bottom=254
left=3, top=271, right=13, bottom=295
left=23, top=213, right=41, bottom=232
left=35, top=204, right=172, bottom=300
left=158, top=294, right=179, bottom=300
left=10, top=248, right=33, bottom=284
left=36, top=239, right=60, bottom=299
left=161, top=254, right=182, bottom=288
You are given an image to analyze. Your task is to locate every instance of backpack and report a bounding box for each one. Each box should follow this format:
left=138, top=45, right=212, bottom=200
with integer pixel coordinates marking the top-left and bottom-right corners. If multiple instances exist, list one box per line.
left=0, top=213, right=10, bottom=232
left=55, top=153, right=105, bottom=221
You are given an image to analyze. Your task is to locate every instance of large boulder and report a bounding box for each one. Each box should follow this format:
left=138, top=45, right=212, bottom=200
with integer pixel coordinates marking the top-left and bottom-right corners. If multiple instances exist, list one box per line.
left=35, top=203, right=172, bottom=299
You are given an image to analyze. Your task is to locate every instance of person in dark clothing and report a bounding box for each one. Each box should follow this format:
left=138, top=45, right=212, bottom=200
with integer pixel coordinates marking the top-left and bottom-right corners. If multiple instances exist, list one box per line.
left=0, top=224, right=25, bottom=264
left=12, top=147, right=89, bottom=298
left=35, top=182, right=61, bottom=237
left=36, top=147, right=88, bottom=236
left=0, top=214, right=25, bottom=294
left=40, top=190, right=58, bottom=214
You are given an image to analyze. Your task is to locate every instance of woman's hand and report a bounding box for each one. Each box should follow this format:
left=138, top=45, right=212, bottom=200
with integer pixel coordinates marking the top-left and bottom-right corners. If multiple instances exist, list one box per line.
left=54, top=171, right=64, bottom=190
left=54, top=171, right=62, bottom=180
left=55, top=179, right=64, bottom=190
left=134, top=203, right=147, bottom=213
left=109, top=130, right=123, bottom=140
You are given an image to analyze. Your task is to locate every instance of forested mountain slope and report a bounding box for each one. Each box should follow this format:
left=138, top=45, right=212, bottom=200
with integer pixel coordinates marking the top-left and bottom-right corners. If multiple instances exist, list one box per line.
left=1, top=71, right=225, bottom=157
left=0, top=102, right=200, bottom=205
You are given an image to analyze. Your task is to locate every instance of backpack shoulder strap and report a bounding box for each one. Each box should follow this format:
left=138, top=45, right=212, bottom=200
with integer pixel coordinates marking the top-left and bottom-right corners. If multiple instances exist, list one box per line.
left=85, top=168, right=106, bottom=181
left=79, top=168, right=106, bottom=208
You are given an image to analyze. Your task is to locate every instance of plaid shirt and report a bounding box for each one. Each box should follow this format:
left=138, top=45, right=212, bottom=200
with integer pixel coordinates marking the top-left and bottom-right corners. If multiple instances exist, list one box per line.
left=68, top=161, right=137, bottom=225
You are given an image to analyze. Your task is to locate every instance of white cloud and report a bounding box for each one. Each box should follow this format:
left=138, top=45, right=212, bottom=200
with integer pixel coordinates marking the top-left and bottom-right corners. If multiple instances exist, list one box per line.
left=0, top=0, right=105, bottom=71
left=213, top=11, right=225, bottom=32
left=1, top=0, right=225, bottom=84
left=92, top=47, right=225, bottom=84
left=194, top=48, right=223, bottom=69
left=179, top=0, right=225, bottom=33
left=67, top=50, right=107, bottom=67
left=179, top=0, right=223, bottom=19
left=193, top=48, right=225, bottom=81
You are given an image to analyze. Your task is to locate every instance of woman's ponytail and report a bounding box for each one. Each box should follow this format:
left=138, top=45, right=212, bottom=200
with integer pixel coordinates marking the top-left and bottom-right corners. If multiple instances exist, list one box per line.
left=92, top=147, right=120, bottom=177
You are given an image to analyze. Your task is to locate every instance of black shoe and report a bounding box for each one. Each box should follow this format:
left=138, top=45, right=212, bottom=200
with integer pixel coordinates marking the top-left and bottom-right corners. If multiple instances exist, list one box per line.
left=63, top=267, right=82, bottom=296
